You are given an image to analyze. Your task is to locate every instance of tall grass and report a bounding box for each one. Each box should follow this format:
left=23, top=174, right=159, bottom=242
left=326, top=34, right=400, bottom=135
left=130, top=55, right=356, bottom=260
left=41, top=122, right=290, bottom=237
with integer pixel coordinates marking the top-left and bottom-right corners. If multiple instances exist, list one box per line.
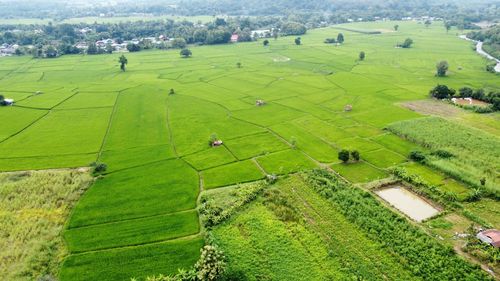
left=0, top=169, right=93, bottom=280
left=387, top=117, right=500, bottom=194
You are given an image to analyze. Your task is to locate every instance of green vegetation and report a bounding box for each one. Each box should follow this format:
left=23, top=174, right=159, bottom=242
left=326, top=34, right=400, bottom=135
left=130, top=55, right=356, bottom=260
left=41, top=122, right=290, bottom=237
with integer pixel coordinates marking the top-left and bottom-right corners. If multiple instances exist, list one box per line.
left=388, top=117, right=500, bottom=194
left=0, top=20, right=498, bottom=280
left=0, top=169, right=93, bottom=280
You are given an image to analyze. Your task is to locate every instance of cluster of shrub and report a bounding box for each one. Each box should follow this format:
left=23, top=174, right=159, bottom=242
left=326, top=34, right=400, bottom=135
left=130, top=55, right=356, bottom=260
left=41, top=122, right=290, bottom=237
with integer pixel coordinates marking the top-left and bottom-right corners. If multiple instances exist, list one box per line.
left=429, top=84, right=500, bottom=112
left=396, top=38, right=413, bottom=48
left=323, top=33, right=344, bottom=44
left=305, top=169, right=489, bottom=280
left=139, top=243, right=227, bottom=281
left=199, top=182, right=268, bottom=228
left=337, top=149, right=359, bottom=163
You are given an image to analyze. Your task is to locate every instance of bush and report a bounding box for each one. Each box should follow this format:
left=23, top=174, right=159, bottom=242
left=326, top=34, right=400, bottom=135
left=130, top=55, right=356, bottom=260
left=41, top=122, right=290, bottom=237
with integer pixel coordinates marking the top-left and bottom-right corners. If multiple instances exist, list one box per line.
left=399, top=38, right=413, bottom=48
left=90, top=162, right=107, bottom=175
left=431, top=149, right=454, bottom=159
left=338, top=149, right=350, bottom=163
left=180, top=48, right=192, bottom=58
left=195, top=245, right=226, bottom=281
left=429, top=84, right=455, bottom=99
left=409, top=150, right=426, bottom=162
left=350, top=150, right=360, bottom=161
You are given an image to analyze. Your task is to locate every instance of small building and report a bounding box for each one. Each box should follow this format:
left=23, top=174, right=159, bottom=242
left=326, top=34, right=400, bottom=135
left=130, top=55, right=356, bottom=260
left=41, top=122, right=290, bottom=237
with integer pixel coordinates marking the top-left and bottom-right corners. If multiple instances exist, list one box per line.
left=3, top=99, right=14, bottom=105
left=212, top=140, right=223, bottom=147
left=477, top=229, right=500, bottom=248
left=344, top=104, right=353, bottom=112
left=230, top=34, right=239, bottom=43
left=256, top=100, right=266, bottom=106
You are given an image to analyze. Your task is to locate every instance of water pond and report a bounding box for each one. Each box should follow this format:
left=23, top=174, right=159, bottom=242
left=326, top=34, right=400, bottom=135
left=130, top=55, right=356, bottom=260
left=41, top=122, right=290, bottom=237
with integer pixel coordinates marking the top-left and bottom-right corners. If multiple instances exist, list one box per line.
left=376, top=185, right=440, bottom=222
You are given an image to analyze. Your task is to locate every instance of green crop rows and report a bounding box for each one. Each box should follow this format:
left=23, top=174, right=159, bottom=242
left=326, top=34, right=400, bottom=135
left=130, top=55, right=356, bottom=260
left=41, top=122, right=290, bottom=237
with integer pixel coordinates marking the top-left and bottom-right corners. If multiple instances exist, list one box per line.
left=0, top=20, right=498, bottom=280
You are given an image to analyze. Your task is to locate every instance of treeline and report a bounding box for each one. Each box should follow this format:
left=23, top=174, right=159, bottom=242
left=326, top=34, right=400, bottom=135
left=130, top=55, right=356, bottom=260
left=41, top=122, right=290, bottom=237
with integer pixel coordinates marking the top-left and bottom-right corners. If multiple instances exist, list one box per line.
left=0, top=16, right=307, bottom=57
left=429, top=84, right=500, bottom=112
left=1, top=0, right=499, bottom=23
left=305, top=169, right=491, bottom=281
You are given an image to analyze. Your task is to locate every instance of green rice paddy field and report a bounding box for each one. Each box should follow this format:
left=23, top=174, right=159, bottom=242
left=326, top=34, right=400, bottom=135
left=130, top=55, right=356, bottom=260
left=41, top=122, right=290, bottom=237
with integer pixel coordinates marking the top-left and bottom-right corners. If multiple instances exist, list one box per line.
left=0, top=21, right=499, bottom=280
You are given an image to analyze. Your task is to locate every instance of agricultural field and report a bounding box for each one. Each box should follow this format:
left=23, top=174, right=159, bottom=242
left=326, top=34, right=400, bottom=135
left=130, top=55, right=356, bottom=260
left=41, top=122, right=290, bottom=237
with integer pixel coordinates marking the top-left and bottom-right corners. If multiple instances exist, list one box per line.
left=0, top=20, right=499, bottom=280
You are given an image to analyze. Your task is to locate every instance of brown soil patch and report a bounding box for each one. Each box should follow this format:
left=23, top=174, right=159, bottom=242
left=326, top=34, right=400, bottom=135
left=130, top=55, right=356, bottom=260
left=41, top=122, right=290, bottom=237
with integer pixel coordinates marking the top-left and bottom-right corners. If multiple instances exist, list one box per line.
left=400, top=99, right=462, bottom=117
left=454, top=98, right=490, bottom=107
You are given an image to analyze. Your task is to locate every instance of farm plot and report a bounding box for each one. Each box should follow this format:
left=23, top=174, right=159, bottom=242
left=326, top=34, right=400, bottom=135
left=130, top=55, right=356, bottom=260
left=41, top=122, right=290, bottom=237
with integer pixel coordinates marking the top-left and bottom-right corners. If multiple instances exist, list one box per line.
left=202, top=160, right=265, bottom=189
left=0, top=108, right=112, bottom=159
left=68, top=159, right=199, bottom=228
left=332, top=161, right=388, bottom=183
left=225, top=132, right=290, bottom=160
left=388, top=117, right=500, bottom=192
left=256, top=149, right=317, bottom=175
left=60, top=237, right=204, bottom=281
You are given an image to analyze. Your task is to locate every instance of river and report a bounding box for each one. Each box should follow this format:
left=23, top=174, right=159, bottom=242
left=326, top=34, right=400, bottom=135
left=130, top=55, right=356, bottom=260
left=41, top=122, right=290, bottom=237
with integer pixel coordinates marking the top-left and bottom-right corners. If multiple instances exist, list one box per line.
left=459, top=35, right=500, bottom=73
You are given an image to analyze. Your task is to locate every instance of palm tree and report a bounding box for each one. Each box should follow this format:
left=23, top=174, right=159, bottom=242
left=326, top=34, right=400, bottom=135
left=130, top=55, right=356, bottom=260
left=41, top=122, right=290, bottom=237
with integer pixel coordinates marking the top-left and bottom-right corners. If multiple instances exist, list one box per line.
left=119, top=55, right=128, bottom=71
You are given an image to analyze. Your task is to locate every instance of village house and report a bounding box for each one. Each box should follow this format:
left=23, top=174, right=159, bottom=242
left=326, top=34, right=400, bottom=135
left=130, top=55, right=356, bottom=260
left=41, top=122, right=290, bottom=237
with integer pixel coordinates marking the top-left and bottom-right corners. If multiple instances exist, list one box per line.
left=230, top=34, right=239, bottom=43
left=477, top=229, right=500, bottom=248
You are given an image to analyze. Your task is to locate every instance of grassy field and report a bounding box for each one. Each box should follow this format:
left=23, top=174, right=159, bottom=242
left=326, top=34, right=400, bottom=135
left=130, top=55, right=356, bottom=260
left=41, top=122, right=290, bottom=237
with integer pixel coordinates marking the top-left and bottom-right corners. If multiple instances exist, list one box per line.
left=0, top=169, right=93, bottom=280
left=0, top=20, right=498, bottom=280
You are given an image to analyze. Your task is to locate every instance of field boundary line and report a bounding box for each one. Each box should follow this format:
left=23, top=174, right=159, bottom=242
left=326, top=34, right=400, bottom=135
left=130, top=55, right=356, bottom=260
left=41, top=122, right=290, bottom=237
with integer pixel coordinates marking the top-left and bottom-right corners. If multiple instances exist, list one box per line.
left=65, top=233, right=203, bottom=256
left=69, top=207, right=198, bottom=230
left=0, top=110, right=50, bottom=144
left=95, top=90, right=123, bottom=161
left=67, top=208, right=198, bottom=230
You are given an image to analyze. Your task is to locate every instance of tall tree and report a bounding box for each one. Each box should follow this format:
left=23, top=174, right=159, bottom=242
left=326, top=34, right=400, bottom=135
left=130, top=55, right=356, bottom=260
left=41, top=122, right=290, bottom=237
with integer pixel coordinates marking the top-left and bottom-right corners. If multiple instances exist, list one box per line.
left=359, top=51, right=365, bottom=61
left=337, top=33, right=344, bottom=44
left=394, top=24, right=399, bottom=31
left=436, top=60, right=449, bottom=77
left=294, top=37, right=301, bottom=45
left=119, top=55, right=128, bottom=71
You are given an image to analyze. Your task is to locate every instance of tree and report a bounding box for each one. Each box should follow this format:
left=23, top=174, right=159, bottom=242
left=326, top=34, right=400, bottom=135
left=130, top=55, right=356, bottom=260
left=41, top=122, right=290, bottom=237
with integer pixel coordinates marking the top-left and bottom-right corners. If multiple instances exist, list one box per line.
left=445, top=22, right=452, bottom=33
left=236, top=62, right=242, bottom=68
left=400, top=38, right=413, bottom=48
left=105, top=43, right=113, bottom=54
left=87, top=43, right=98, bottom=55
left=429, top=84, right=455, bottom=99
left=45, top=46, right=57, bottom=58
left=459, top=87, right=473, bottom=98
left=0, top=95, right=4, bottom=106
left=273, top=29, right=279, bottom=40
left=425, top=20, right=432, bottom=28
left=263, top=39, right=269, bottom=46
left=169, top=88, right=175, bottom=95
left=294, top=37, right=301, bottom=45
left=171, top=38, right=187, bottom=49
left=351, top=150, right=360, bottom=161
left=338, top=149, right=350, bottom=163
left=90, top=162, right=107, bottom=175
left=119, top=55, right=128, bottom=71
left=359, top=51, right=365, bottom=61
left=281, top=22, right=307, bottom=36
left=394, top=24, right=399, bottom=31
left=436, top=60, right=449, bottom=77
left=126, top=43, right=141, bottom=52
left=180, top=48, right=192, bottom=58
left=195, top=245, right=226, bottom=281
left=337, top=33, right=344, bottom=44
